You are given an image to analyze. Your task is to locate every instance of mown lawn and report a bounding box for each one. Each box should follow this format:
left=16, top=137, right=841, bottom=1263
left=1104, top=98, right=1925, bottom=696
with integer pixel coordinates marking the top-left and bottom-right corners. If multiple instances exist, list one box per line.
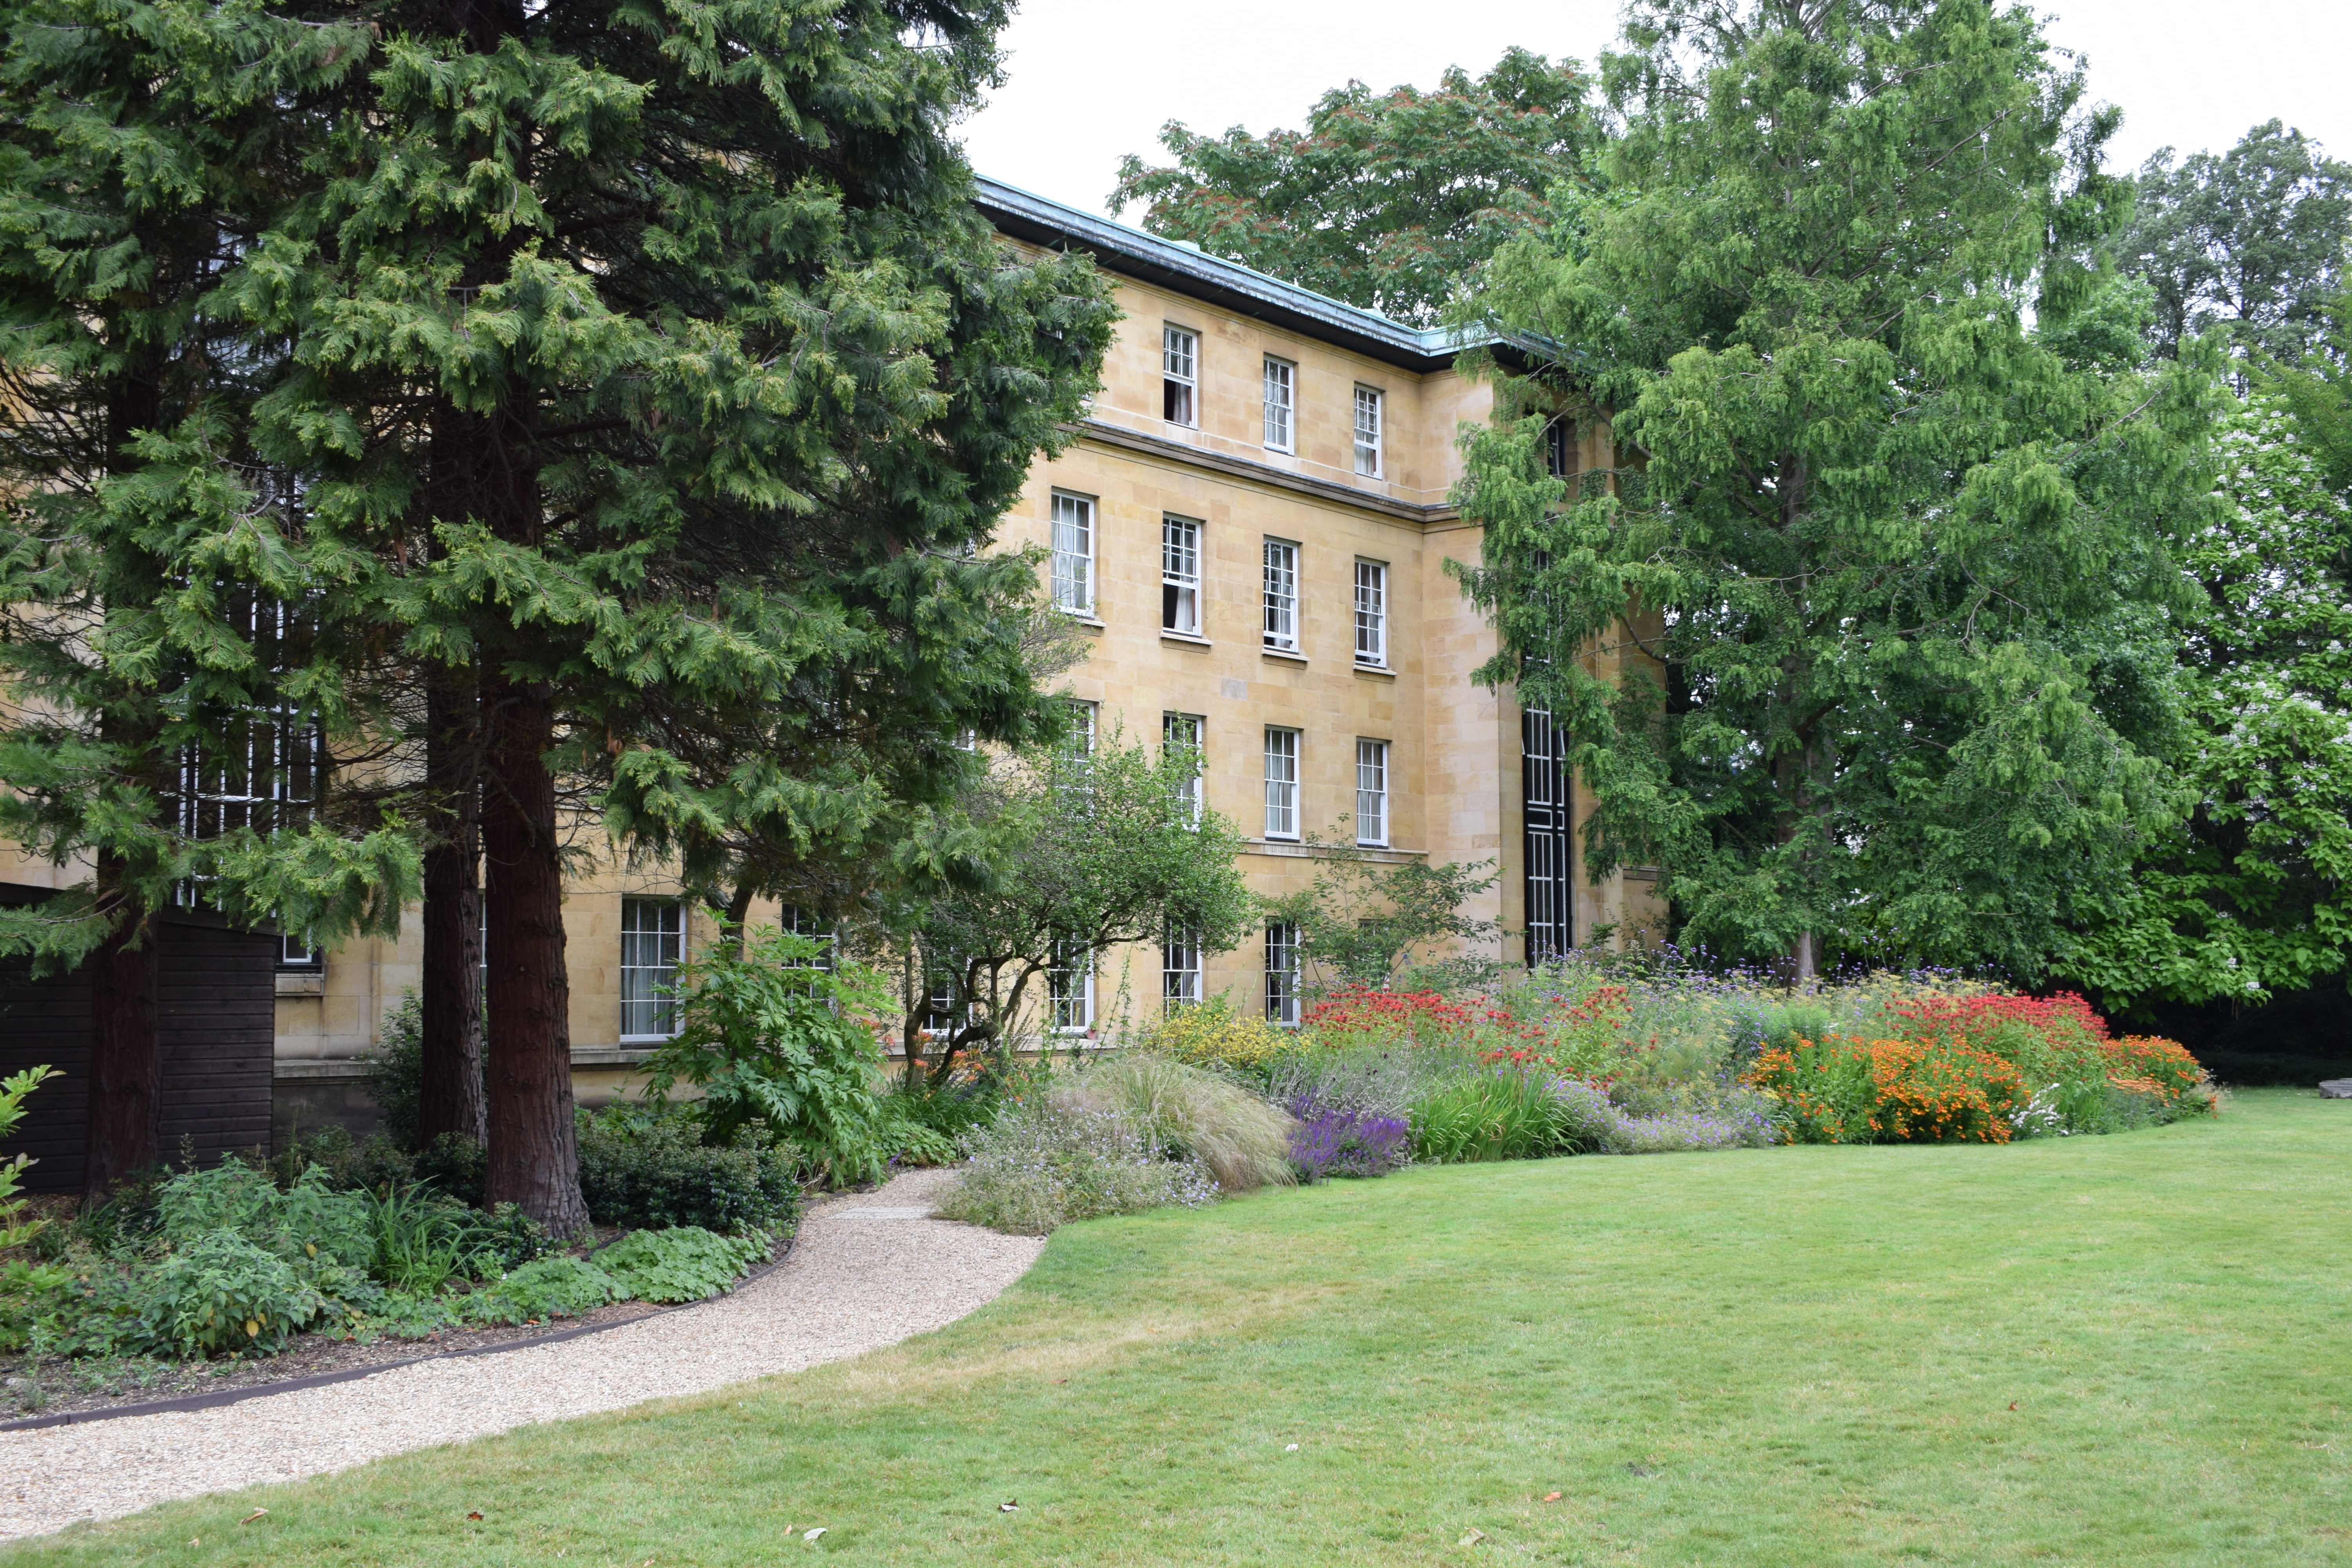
left=14, top=1089, right=2350, bottom=1566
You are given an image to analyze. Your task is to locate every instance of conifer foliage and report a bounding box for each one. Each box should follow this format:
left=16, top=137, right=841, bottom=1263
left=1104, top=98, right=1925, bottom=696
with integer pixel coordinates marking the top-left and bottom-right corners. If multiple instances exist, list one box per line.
left=1452, top=0, right=2222, bottom=980
left=1, top=0, right=1114, bottom=1227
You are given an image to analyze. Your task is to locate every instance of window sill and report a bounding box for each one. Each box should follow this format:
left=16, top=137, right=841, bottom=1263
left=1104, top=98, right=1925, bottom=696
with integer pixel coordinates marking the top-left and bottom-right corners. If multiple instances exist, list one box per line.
left=1160, top=630, right=1211, bottom=648
left=616, top=1036, right=678, bottom=1048
left=1059, top=614, right=1107, bottom=631
left=1261, top=646, right=1308, bottom=665
left=1354, top=662, right=1396, bottom=681
left=274, top=971, right=326, bottom=998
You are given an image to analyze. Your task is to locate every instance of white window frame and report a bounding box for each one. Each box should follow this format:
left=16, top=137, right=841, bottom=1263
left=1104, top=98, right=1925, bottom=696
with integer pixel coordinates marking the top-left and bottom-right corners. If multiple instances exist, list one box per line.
left=1264, top=726, right=1301, bottom=840
left=1265, top=920, right=1301, bottom=1027
left=1162, top=922, right=1202, bottom=1012
left=1163, top=325, right=1198, bottom=427
left=920, top=975, right=965, bottom=1040
left=619, top=898, right=686, bottom=1041
left=1262, top=356, right=1295, bottom=451
left=1050, top=490, right=1095, bottom=616
left=1161, top=515, right=1202, bottom=635
left=1353, top=559, right=1387, bottom=667
left=1048, top=942, right=1095, bottom=1034
left=1356, top=738, right=1390, bottom=848
left=1163, top=711, right=1204, bottom=824
left=1069, top=699, right=1098, bottom=756
left=1262, top=537, right=1299, bottom=652
left=1353, top=385, right=1383, bottom=478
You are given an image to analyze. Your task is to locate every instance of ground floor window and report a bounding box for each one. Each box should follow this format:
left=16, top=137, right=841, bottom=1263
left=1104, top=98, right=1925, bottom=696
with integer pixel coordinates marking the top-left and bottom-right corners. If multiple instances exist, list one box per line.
left=1049, top=943, right=1094, bottom=1033
left=1163, top=924, right=1202, bottom=1012
left=1523, top=708, right=1575, bottom=964
left=620, top=898, right=685, bottom=1038
left=1265, top=921, right=1301, bottom=1026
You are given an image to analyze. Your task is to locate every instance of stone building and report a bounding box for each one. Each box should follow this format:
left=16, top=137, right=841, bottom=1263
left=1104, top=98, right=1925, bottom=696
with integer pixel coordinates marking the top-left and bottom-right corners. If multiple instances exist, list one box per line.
left=2, top=177, right=1666, bottom=1138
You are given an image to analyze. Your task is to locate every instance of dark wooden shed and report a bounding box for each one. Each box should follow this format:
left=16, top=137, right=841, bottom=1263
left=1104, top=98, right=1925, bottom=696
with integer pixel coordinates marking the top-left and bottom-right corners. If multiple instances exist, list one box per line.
left=0, top=887, right=278, bottom=1192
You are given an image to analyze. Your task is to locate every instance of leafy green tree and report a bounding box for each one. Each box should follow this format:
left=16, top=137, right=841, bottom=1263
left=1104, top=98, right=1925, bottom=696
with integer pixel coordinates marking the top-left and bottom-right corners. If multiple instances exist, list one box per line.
left=1451, top=0, right=2222, bottom=981
left=892, top=726, right=1254, bottom=1083
left=2118, top=121, right=2352, bottom=362
left=1111, top=48, right=1595, bottom=324
left=1259, top=828, right=1498, bottom=993
left=2064, top=391, right=2352, bottom=1006
left=0, top=0, right=416, bottom=1196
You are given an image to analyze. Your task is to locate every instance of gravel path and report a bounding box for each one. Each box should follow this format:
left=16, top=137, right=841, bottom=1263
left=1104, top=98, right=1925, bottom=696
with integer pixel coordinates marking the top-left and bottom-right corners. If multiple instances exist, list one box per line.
left=0, top=1167, right=1033, bottom=1542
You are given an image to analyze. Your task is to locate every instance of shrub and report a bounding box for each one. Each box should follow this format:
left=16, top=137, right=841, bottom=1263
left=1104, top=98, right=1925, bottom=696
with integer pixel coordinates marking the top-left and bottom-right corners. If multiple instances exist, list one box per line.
left=1148, top=999, right=1292, bottom=1074
left=0, top=1067, right=67, bottom=1350
left=157, top=1163, right=375, bottom=1270
left=1058, top=1054, right=1296, bottom=1192
left=124, top=1229, right=325, bottom=1359
left=643, top=926, right=893, bottom=1185
left=575, top=1108, right=800, bottom=1236
left=594, top=1227, right=765, bottom=1304
left=264, top=1125, right=417, bottom=1193
left=937, top=1098, right=1217, bottom=1236
left=461, top=1257, right=623, bottom=1326
left=358, top=990, right=429, bottom=1152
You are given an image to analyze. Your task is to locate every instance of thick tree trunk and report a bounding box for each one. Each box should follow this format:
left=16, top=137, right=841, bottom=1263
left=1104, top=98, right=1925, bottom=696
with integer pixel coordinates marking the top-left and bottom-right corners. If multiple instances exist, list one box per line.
left=419, top=667, right=486, bottom=1148
left=83, top=858, right=161, bottom=1201
left=479, top=672, right=587, bottom=1234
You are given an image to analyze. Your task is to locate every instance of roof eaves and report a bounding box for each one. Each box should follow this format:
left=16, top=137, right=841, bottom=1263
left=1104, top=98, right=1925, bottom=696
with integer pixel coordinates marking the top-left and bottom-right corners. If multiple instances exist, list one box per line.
left=975, top=175, right=1524, bottom=374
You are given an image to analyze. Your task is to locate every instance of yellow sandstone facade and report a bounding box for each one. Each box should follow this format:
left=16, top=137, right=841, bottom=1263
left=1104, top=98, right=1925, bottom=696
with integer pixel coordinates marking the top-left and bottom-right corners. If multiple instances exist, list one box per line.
left=11, top=178, right=1666, bottom=1136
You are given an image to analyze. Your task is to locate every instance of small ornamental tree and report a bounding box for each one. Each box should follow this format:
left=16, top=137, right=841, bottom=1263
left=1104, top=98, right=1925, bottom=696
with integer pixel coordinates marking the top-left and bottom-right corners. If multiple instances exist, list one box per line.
left=1451, top=0, right=2222, bottom=980
left=1259, top=828, right=1499, bottom=994
left=1111, top=47, right=1596, bottom=324
left=894, top=727, right=1254, bottom=1083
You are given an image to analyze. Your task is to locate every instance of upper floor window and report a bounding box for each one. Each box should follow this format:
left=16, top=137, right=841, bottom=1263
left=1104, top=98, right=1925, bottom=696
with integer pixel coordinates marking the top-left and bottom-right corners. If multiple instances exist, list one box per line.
left=1353, top=386, right=1384, bottom=478
left=1162, top=515, right=1201, bottom=635
left=1264, top=726, right=1300, bottom=840
left=1356, top=739, right=1390, bottom=848
left=1050, top=491, right=1094, bottom=616
left=1263, top=538, right=1299, bottom=652
left=1545, top=416, right=1572, bottom=479
left=1353, top=560, right=1387, bottom=667
left=620, top=898, right=684, bottom=1040
left=1263, top=356, right=1294, bottom=451
left=1163, top=711, right=1204, bottom=823
left=1163, top=325, right=1198, bottom=426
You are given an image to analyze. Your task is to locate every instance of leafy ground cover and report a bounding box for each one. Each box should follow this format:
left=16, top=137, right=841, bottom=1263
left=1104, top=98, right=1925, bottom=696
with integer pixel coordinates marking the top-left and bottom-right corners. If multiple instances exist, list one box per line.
left=15, top=1091, right=2345, bottom=1565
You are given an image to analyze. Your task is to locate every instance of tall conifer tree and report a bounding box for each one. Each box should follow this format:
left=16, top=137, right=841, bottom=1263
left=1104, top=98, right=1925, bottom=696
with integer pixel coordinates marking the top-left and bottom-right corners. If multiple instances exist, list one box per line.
left=1454, top=0, right=2221, bottom=979
left=212, top=0, right=1112, bottom=1227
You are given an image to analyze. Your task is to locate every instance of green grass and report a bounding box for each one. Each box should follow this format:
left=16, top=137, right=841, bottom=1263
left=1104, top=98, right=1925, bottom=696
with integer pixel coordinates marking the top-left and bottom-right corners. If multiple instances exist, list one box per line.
left=16, top=1091, right=2352, bottom=1566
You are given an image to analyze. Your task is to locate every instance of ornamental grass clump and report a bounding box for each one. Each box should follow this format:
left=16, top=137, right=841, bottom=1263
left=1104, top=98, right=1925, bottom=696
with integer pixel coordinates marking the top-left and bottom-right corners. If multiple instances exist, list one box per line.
left=937, top=1096, right=1218, bottom=1237
left=1059, top=1053, right=1297, bottom=1192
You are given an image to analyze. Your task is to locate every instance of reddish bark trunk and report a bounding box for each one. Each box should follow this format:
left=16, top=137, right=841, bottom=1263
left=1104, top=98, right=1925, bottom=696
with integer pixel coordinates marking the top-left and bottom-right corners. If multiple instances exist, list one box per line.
left=478, top=672, right=586, bottom=1234
left=83, top=860, right=161, bottom=1202
left=419, top=667, right=486, bottom=1148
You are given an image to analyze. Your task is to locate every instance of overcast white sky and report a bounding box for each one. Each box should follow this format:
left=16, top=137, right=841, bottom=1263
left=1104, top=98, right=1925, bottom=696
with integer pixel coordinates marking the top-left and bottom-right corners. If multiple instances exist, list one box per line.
left=959, top=0, right=2351, bottom=220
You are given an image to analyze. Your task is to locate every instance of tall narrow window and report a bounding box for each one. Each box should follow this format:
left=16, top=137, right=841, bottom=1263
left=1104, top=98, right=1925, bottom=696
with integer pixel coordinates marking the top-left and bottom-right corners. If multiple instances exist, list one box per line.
left=1163, top=325, right=1198, bottom=426
left=1262, top=538, right=1299, bottom=652
left=1049, top=941, right=1094, bottom=1033
left=1264, top=726, right=1300, bottom=839
left=1545, top=416, right=1572, bottom=479
left=1265, top=921, right=1301, bottom=1026
left=1353, top=386, right=1383, bottom=477
left=1163, top=711, right=1204, bottom=823
left=1353, top=560, right=1387, bottom=667
left=1161, top=515, right=1201, bottom=634
left=1050, top=491, right=1094, bottom=616
left=1263, top=356, right=1294, bottom=450
left=1356, top=739, right=1390, bottom=847
left=1068, top=699, right=1098, bottom=756
left=1162, top=922, right=1202, bottom=1011
left=619, top=898, right=685, bottom=1039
